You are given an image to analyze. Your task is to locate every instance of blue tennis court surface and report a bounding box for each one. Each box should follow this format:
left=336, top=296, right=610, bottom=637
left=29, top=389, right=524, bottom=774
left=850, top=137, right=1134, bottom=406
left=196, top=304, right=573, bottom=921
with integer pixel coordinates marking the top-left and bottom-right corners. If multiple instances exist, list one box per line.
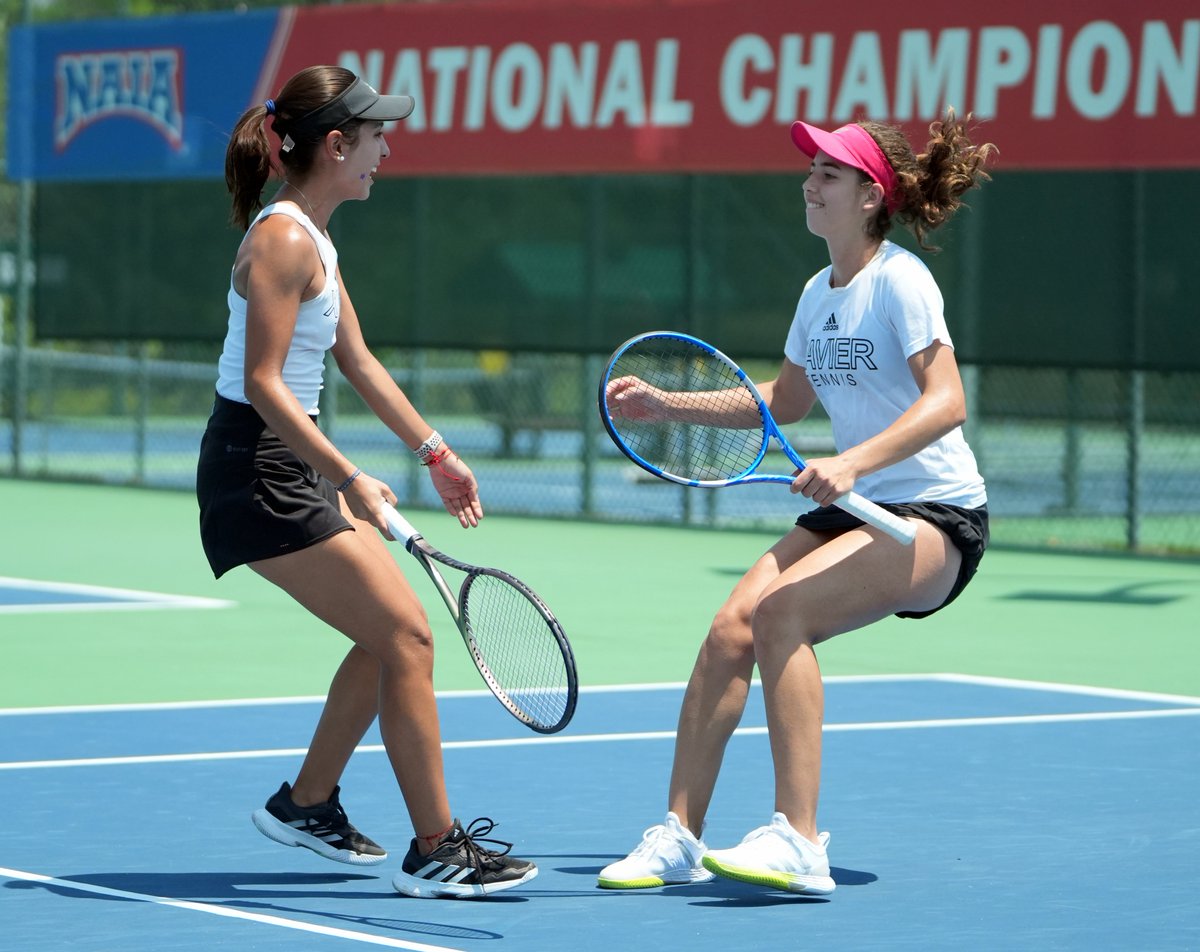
left=2, top=676, right=1197, bottom=951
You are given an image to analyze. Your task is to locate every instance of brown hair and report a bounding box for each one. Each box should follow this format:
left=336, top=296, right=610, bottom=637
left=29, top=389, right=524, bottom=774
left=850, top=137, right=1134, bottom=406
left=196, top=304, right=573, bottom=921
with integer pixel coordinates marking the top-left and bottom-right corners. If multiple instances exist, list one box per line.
left=224, top=65, right=365, bottom=230
left=859, top=110, right=996, bottom=252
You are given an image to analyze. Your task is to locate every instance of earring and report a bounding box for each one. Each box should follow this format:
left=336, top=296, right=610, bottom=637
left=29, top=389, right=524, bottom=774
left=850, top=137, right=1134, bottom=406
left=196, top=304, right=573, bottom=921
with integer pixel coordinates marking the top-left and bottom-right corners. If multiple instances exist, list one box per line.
left=337, top=155, right=344, bottom=162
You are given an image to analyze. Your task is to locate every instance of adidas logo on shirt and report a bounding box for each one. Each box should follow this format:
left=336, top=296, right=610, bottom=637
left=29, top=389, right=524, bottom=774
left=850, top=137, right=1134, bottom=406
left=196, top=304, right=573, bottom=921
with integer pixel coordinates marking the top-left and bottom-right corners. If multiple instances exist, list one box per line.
left=821, top=313, right=839, bottom=332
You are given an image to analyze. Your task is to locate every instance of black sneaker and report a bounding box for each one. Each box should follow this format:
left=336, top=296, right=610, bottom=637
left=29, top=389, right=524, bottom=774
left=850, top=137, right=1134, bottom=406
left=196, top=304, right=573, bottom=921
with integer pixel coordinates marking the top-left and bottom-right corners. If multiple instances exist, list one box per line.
left=392, top=817, right=538, bottom=898
left=251, top=781, right=387, bottom=866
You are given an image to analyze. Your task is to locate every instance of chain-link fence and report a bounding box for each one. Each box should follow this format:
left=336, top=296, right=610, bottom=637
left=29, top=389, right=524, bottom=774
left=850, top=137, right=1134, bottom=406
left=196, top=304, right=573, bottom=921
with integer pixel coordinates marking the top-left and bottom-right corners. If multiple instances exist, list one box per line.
left=3, top=340, right=1197, bottom=555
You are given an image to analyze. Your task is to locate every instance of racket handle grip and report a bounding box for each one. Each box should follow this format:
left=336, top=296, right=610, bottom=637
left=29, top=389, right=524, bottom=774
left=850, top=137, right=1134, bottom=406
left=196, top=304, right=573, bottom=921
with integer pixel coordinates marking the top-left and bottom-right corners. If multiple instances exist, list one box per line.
left=836, top=492, right=918, bottom=545
left=381, top=503, right=421, bottom=546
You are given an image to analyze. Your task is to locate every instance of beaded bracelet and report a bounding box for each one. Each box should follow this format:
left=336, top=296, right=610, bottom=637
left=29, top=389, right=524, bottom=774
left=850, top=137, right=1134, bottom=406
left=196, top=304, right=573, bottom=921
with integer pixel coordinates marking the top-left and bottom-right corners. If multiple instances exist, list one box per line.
left=414, top=430, right=443, bottom=463
left=335, top=467, right=361, bottom=492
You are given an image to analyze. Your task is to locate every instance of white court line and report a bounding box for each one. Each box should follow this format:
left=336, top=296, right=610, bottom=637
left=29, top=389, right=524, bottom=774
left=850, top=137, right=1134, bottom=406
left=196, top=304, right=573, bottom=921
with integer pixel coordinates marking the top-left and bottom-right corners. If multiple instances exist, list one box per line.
left=3, top=705, right=1198, bottom=771
left=0, top=865, right=461, bottom=951
left=3, top=672, right=1197, bottom=717
left=0, top=576, right=233, bottom=614
left=927, top=671, right=1200, bottom=706
left=0, top=688, right=517, bottom=717
left=0, top=677, right=921, bottom=717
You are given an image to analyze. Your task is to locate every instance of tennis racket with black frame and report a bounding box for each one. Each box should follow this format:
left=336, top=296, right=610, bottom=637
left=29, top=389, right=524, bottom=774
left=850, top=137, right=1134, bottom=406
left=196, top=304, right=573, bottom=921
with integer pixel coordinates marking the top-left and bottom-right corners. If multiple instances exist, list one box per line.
left=382, top=503, right=578, bottom=733
left=598, top=331, right=917, bottom=545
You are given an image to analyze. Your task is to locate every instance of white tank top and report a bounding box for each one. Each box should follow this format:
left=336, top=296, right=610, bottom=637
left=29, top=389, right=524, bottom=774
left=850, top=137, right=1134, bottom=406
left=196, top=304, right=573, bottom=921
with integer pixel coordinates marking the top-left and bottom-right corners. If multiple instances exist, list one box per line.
left=215, top=202, right=340, bottom=415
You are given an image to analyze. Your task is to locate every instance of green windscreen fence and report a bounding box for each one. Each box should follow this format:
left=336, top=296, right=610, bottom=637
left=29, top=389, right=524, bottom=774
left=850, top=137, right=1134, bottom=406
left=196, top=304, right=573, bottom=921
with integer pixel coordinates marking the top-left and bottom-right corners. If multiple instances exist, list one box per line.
left=8, top=167, right=1200, bottom=554
left=32, top=171, right=1200, bottom=372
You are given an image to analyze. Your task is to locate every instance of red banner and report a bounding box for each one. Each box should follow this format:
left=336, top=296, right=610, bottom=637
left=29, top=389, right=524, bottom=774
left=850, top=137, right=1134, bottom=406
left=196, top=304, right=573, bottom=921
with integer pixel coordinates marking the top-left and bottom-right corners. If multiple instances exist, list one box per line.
left=261, top=0, right=1200, bottom=175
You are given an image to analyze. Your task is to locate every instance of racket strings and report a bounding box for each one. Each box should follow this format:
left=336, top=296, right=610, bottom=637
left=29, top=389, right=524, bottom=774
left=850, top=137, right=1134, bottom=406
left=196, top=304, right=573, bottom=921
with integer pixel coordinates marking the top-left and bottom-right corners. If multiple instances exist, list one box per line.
left=461, top=573, right=572, bottom=730
left=606, top=340, right=766, bottom=482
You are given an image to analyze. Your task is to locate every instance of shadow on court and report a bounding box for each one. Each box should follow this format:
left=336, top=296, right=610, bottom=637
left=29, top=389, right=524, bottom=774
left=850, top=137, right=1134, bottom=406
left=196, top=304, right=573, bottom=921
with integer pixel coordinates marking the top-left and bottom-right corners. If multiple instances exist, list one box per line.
left=1002, top=580, right=1187, bottom=605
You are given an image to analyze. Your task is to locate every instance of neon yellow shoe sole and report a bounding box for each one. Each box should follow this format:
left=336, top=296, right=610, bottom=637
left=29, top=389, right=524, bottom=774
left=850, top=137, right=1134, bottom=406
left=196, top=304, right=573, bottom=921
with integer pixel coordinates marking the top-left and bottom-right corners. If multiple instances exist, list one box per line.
left=597, top=874, right=669, bottom=889
left=597, top=868, right=715, bottom=889
left=701, top=854, right=835, bottom=895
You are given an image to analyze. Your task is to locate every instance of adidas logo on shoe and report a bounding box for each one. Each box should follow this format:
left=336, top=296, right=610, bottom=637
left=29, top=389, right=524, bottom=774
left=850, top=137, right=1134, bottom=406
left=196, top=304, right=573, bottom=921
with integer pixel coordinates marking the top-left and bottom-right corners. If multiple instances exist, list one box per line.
left=251, top=781, right=387, bottom=866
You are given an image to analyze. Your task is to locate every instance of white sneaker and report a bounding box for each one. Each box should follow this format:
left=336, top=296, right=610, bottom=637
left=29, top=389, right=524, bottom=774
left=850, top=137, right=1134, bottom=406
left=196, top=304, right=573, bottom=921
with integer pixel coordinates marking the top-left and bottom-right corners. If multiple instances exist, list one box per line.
left=702, top=812, right=835, bottom=895
left=598, top=812, right=716, bottom=888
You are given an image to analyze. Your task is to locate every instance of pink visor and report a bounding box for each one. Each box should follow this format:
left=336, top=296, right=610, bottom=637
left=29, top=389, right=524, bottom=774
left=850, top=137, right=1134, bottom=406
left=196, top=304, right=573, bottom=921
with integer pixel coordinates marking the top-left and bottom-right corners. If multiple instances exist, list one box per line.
left=791, top=121, right=900, bottom=214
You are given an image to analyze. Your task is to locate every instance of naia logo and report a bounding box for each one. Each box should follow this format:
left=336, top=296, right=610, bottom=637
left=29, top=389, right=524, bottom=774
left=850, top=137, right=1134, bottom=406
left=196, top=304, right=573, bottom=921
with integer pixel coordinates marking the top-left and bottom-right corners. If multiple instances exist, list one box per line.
left=55, top=48, right=184, bottom=151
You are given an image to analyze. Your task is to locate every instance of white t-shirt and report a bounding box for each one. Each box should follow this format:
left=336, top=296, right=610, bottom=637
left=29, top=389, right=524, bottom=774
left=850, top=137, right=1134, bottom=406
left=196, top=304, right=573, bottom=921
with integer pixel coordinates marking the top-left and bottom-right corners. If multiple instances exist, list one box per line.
left=783, top=240, right=986, bottom=507
left=215, top=203, right=340, bottom=415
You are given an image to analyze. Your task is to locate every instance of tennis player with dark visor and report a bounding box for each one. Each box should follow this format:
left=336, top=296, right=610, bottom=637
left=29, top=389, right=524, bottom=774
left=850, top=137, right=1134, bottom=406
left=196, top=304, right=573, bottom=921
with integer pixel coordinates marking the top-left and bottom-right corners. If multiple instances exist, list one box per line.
left=198, top=65, right=539, bottom=899
left=277, top=76, right=414, bottom=147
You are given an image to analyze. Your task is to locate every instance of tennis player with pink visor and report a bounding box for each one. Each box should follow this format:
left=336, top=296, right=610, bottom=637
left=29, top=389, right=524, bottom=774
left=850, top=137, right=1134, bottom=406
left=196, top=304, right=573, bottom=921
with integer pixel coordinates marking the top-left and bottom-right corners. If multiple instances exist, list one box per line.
left=598, top=111, right=998, bottom=896
left=790, top=120, right=904, bottom=214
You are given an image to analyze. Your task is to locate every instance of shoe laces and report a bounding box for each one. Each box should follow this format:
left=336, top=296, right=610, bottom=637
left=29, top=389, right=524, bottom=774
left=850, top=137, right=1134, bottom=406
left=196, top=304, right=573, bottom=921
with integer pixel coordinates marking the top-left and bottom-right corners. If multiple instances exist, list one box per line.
left=452, top=818, right=515, bottom=865
left=741, top=823, right=777, bottom=845
left=446, top=817, right=515, bottom=896
left=747, top=819, right=823, bottom=858
left=630, top=822, right=676, bottom=858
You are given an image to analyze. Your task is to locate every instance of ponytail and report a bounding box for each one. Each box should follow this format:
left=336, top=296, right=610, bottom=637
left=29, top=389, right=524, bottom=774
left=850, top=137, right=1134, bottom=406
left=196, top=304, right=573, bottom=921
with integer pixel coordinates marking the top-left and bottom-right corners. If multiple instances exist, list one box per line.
left=861, top=111, right=997, bottom=252
left=224, top=105, right=274, bottom=231
left=223, top=66, right=361, bottom=231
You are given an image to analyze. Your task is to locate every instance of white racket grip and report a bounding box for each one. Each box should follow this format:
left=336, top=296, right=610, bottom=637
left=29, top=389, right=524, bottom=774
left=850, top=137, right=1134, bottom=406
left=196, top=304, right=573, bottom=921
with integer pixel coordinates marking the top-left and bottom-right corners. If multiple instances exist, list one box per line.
left=836, top=492, right=918, bottom=545
left=381, top=503, right=421, bottom=545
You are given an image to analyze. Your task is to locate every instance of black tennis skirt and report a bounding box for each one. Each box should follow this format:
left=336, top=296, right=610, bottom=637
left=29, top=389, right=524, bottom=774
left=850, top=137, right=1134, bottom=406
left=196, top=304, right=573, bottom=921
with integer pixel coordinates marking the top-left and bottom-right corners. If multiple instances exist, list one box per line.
left=196, top=394, right=352, bottom=579
left=795, top=501, right=989, bottom=619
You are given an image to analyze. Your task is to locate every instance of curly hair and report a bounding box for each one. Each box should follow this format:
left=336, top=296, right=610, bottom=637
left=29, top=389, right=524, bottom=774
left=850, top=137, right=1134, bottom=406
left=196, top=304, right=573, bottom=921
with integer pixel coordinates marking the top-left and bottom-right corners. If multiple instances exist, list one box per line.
left=224, top=65, right=366, bottom=231
left=858, top=110, right=996, bottom=252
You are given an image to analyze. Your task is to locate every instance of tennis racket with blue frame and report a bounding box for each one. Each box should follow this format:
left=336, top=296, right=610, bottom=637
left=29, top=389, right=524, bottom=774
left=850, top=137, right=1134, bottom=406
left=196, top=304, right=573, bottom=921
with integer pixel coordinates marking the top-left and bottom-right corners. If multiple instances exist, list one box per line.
left=598, top=331, right=917, bottom=545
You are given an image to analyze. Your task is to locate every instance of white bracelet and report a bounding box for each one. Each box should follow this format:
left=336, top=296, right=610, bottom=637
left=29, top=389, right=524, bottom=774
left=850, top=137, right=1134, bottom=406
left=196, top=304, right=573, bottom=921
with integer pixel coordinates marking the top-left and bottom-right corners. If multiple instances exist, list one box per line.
left=414, top=430, right=443, bottom=463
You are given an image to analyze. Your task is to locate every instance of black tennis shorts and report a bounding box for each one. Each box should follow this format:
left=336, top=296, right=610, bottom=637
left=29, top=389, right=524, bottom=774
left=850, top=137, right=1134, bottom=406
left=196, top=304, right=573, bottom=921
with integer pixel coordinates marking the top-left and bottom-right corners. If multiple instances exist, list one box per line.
left=196, top=394, right=353, bottom=579
left=795, top=501, right=989, bottom=619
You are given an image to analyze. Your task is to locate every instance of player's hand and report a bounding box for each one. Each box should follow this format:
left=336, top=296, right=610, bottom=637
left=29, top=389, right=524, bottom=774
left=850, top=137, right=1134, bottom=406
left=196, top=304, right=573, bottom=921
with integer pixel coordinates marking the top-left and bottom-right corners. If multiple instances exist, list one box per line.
left=426, top=448, right=483, bottom=528
left=605, top=376, right=670, bottom=420
left=342, top=471, right=399, bottom=535
left=790, top=454, right=859, bottom=505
